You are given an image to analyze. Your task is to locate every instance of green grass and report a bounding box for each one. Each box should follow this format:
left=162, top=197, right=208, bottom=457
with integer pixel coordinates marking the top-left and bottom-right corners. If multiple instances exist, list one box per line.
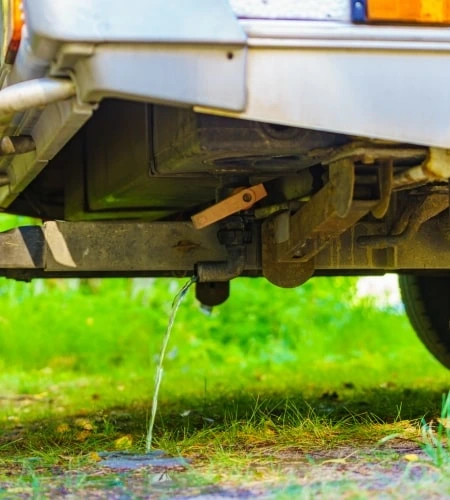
left=0, top=275, right=446, bottom=391
left=0, top=273, right=447, bottom=430
left=0, top=221, right=449, bottom=496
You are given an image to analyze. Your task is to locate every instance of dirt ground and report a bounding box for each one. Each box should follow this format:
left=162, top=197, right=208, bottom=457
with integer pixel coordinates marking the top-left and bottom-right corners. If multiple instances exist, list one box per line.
left=0, top=439, right=447, bottom=499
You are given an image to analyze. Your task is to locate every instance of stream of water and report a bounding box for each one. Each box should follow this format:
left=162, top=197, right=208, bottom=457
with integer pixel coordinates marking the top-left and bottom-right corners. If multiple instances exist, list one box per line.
left=145, top=275, right=198, bottom=453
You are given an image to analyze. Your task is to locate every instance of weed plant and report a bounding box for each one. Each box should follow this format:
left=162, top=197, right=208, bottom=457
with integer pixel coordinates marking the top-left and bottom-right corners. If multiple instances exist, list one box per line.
left=420, top=391, right=450, bottom=468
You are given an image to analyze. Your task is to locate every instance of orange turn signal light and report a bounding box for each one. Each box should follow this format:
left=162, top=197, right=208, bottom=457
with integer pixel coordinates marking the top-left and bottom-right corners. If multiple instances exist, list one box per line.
left=5, top=0, right=25, bottom=64
left=367, top=0, right=450, bottom=24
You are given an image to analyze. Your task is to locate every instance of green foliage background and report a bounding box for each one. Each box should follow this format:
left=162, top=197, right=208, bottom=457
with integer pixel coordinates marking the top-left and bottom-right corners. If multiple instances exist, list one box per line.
left=0, top=213, right=448, bottom=398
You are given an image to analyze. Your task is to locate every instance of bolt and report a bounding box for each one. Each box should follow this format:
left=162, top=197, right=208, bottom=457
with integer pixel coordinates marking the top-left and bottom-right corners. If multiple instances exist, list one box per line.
left=242, top=193, right=252, bottom=203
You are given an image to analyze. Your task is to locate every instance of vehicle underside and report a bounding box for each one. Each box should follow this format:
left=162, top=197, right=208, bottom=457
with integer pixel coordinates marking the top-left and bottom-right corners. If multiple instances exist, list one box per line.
left=4, top=99, right=450, bottom=287
left=0, top=0, right=449, bottom=367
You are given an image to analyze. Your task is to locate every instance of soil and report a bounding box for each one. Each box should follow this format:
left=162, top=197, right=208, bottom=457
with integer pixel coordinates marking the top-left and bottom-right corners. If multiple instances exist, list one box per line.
left=1, top=440, right=446, bottom=498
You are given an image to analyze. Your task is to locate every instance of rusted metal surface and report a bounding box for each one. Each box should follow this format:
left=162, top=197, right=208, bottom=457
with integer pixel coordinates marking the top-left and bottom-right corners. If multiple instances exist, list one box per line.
left=0, top=226, right=44, bottom=268
left=273, top=160, right=380, bottom=263
left=358, top=193, right=449, bottom=249
left=192, top=184, right=267, bottom=229
left=196, top=216, right=251, bottom=282
left=277, top=160, right=354, bottom=261
left=195, top=281, right=230, bottom=307
left=1, top=213, right=450, bottom=283
left=393, top=148, right=450, bottom=190
left=262, top=216, right=315, bottom=287
left=197, top=246, right=246, bottom=282
left=43, top=221, right=229, bottom=272
left=312, top=212, right=450, bottom=271
left=315, top=142, right=427, bottom=166
left=371, top=159, right=393, bottom=219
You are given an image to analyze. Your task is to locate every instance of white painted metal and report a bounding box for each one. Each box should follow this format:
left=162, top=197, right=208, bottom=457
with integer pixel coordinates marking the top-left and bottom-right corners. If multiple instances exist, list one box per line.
left=73, top=44, right=247, bottom=111
left=7, top=28, right=52, bottom=85
left=242, top=20, right=450, bottom=46
left=24, top=0, right=246, bottom=59
left=23, top=0, right=247, bottom=111
left=196, top=20, right=450, bottom=148
left=229, top=0, right=350, bottom=21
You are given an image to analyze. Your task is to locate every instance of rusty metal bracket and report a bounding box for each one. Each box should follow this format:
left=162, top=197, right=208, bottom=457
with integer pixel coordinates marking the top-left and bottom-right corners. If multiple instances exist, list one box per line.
left=358, top=193, right=449, bottom=249
left=371, top=159, right=393, bottom=219
left=278, top=160, right=380, bottom=262
left=393, top=148, right=450, bottom=190
left=315, top=141, right=427, bottom=166
left=262, top=215, right=315, bottom=288
left=262, top=159, right=381, bottom=287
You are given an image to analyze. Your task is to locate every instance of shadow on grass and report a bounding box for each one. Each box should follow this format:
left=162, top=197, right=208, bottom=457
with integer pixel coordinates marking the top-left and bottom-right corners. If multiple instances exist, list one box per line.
left=1, top=385, right=448, bottom=456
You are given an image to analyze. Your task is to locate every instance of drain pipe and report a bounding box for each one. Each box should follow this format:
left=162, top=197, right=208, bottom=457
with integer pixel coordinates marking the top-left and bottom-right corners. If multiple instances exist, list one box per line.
left=196, top=213, right=250, bottom=283
left=393, top=147, right=450, bottom=190
left=196, top=245, right=246, bottom=282
left=0, top=77, right=77, bottom=154
left=0, top=78, right=76, bottom=116
left=0, top=77, right=77, bottom=162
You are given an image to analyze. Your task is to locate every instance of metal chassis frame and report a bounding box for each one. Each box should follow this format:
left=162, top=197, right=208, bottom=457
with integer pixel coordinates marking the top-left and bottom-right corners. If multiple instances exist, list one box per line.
left=1, top=217, right=450, bottom=282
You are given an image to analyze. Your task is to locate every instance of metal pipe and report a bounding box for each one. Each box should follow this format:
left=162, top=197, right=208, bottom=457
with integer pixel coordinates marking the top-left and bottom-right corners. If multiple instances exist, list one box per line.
left=0, top=78, right=76, bottom=116
left=0, top=135, right=35, bottom=155
left=393, top=148, right=450, bottom=190
left=358, top=193, right=449, bottom=248
left=196, top=246, right=246, bottom=282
